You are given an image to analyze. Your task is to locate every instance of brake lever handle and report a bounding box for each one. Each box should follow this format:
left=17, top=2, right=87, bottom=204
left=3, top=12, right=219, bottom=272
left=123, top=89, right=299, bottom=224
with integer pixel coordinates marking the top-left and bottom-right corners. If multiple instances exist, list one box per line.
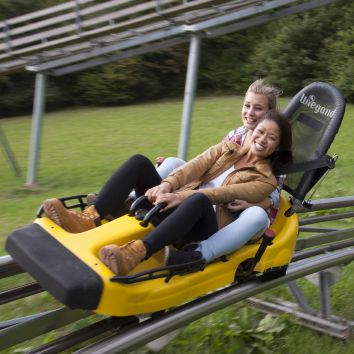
left=140, top=203, right=167, bottom=227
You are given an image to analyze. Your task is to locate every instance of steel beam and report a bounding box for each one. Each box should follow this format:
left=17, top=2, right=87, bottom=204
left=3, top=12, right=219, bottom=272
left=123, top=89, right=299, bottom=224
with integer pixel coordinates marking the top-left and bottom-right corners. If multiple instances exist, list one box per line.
left=26, top=72, right=46, bottom=186
left=246, top=297, right=352, bottom=339
left=50, top=37, right=189, bottom=76
left=178, top=33, right=201, bottom=160
left=0, top=124, right=21, bottom=176
left=294, top=196, right=354, bottom=213
left=295, top=228, right=354, bottom=250
left=0, top=307, right=92, bottom=351
left=0, top=255, right=23, bottom=278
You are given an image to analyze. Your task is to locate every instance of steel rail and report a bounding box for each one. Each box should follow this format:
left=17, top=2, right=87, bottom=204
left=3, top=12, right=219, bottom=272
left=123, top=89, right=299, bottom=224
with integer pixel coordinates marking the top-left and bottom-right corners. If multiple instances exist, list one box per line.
left=0, top=282, right=43, bottom=305
left=292, top=238, right=354, bottom=262
left=299, top=226, right=339, bottom=233
left=26, top=316, right=139, bottom=354
left=0, top=312, right=54, bottom=330
left=294, top=196, right=354, bottom=213
left=1, top=195, right=353, bottom=352
left=299, top=211, right=354, bottom=225
left=72, top=248, right=354, bottom=354
left=0, top=307, right=92, bottom=351
left=0, top=255, right=23, bottom=278
left=1, top=245, right=353, bottom=351
left=295, top=228, right=354, bottom=250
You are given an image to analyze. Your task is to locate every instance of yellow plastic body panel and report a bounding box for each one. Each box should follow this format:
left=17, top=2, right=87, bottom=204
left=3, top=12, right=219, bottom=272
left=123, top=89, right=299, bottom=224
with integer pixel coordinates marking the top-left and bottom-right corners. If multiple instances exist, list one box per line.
left=34, top=196, right=298, bottom=316
left=254, top=196, right=299, bottom=272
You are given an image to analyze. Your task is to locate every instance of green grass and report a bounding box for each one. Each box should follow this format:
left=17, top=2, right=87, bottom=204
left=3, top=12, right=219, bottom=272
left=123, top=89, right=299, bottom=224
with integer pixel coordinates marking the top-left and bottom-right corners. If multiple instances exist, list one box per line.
left=1, top=96, right=354, bottom=353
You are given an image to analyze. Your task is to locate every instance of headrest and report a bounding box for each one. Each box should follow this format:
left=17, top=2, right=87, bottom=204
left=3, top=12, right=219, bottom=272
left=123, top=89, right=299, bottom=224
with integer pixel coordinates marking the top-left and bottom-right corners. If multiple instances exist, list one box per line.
left=282, top=82, right=345, bottom=201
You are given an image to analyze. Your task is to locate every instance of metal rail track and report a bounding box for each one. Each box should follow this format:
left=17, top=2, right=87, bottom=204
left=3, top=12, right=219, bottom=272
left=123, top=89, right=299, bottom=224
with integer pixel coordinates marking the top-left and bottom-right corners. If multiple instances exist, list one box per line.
left=1, top=246, right=353, bottom=353
left=1, top=195, right=353, bottom=352
left=74, top=248, right=354, bottom=354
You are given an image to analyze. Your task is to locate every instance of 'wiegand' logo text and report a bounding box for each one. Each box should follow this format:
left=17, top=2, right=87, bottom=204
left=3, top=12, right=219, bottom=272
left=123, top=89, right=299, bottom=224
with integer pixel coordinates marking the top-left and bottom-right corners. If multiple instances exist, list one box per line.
left=300, top=93, right=335, bottom=118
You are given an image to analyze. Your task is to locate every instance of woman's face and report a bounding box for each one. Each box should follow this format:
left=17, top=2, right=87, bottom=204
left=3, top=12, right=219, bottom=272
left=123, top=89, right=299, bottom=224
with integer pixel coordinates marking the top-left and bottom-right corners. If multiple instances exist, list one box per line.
left=241, top=92, right=269, bottom=130
left=249, top=119, right=280, bottom=159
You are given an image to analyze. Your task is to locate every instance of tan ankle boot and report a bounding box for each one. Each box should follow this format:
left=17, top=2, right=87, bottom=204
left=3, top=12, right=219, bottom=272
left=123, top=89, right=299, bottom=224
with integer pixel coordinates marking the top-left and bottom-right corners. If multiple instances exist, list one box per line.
left=98, top=240, right=146, bottom=275
left=43, top=198, right=100, bottom=233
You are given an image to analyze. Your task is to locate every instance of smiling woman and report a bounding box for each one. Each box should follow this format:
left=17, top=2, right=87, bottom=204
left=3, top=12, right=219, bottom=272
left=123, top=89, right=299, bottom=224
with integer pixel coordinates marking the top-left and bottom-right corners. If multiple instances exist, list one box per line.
left=252, top=110, right=293, bottom=166
left=42, top=110, right=292, bottom=276
left=234, top=119, right=281, bottom=170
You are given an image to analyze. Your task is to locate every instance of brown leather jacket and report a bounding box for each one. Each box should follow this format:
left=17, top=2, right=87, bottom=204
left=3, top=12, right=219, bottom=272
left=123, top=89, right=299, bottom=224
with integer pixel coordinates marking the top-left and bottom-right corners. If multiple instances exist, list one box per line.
left=163, top=140, right=277, bottom=228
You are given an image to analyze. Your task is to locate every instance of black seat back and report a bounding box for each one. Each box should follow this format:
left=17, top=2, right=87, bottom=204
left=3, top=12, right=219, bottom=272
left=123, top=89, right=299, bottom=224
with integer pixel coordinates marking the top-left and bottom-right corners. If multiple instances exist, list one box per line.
left=282, top=82, right=345, bottom=202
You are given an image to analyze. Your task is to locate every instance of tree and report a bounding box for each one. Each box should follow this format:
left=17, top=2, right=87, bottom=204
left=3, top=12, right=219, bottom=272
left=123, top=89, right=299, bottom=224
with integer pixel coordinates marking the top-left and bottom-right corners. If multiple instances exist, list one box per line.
left=320, top=1, right=354, bottom=101
left=244, top=0, right=352, bottom=97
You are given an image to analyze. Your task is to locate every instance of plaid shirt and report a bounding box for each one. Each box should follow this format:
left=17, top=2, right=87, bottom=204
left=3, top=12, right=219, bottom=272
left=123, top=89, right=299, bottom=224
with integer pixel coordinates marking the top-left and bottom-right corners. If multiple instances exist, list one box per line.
left=223, top=126, right=284, bottom=225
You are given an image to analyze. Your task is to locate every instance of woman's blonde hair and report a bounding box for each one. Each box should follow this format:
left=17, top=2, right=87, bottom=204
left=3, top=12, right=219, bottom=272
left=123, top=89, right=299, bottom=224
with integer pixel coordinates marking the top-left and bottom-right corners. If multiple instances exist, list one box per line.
left=246, top=78, right=283, bottom=110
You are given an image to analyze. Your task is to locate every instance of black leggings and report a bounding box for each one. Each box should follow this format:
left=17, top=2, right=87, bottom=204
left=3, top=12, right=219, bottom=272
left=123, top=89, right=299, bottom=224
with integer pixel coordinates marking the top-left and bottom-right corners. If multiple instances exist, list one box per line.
left=94, top=154, right=161, bottom=218
left=143, top=192, right=218, bottom=257
left=94, top=154, right=219, bottom=258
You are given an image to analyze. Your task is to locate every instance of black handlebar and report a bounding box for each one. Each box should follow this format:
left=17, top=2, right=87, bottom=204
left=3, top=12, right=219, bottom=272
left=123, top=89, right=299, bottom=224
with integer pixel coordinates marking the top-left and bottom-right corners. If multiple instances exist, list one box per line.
left=128, top=195, right=148, bottom=216
left=140, top=203, right=167, bottom=227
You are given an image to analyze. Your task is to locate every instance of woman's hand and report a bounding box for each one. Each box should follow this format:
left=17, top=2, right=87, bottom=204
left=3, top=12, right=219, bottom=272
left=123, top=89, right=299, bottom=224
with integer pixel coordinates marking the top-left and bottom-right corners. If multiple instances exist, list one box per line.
left=226, top=199, right=251, bottom=212
left=154, top=193, right=183, bottom=211
left=145, top=182, right=172, bottom=203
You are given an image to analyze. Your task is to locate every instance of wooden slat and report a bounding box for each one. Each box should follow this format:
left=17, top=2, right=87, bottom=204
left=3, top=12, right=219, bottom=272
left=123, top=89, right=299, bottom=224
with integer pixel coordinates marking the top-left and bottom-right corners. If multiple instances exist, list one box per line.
left=0, top=0, right=177, bottom=52
left=3, top=12, right=77, bottom=38
left=3, top=0, right=95, bottom=26
left=0, top=0, right=132, bottom=38
left=0, top=0, right=260, bottom=73
left=0, top=0, right=232, bottom=59
left=81, top=0, right=178, bottom=29
left=79, top=0, right=139, bottom=16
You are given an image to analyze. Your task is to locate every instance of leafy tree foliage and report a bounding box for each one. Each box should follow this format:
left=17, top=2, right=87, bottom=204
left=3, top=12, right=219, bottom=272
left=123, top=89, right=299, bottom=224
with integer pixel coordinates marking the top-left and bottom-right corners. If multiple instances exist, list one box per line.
left=198, top=33, right=254, bottom=94
left=71, top=45, right=188, bottom=106
left=244, top=1, right=349, bottom=95
left=319, top=0, right=354, bottom=101
left=324, top=27, right=354, bottom=102
left=0, top=0, right=353, bottom=117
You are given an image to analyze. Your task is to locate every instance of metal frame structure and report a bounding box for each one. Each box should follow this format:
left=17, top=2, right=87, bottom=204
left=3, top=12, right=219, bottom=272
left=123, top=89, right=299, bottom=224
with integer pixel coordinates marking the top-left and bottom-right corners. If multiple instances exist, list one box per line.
left=0, top=0, right=337, bottom=185
left=249, top=196, right=354, bottom=339
left=0, top=124, right=21, bottom=177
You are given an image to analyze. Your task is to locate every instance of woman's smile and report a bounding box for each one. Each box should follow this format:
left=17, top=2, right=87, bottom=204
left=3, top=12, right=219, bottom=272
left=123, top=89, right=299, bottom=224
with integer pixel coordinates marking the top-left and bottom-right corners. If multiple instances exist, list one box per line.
left=250, top=119, right=280, bottom=159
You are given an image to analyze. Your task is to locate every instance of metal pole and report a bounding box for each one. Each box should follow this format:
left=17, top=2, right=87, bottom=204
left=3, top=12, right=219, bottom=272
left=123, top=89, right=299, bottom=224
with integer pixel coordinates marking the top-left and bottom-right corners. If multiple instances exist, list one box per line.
left=178, top=33, right=201, bottom=160
left=319, top=271, right=332, bottom=317
left=0, top=124, right=21, bottom=176
left=288, top=281, right=316, bottom=314
left=26, top=73, right=46, bottom=186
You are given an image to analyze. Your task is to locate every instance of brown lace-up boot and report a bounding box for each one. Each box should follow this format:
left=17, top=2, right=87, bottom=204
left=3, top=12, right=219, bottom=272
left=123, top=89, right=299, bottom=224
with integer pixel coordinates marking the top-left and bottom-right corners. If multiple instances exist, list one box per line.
left=43, top=198, right=100, bottom=233
left=98, top=240, right=146, bottom=275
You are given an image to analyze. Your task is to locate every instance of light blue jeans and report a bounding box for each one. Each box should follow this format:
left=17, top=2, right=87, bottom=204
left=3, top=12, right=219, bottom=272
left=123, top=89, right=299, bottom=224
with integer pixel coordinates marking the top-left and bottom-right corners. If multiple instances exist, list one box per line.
left=156, top=157, right=186, bottom=179
left=197, top=206, right=269, bottom=263
left=155, top=157, right=270, bottom=263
